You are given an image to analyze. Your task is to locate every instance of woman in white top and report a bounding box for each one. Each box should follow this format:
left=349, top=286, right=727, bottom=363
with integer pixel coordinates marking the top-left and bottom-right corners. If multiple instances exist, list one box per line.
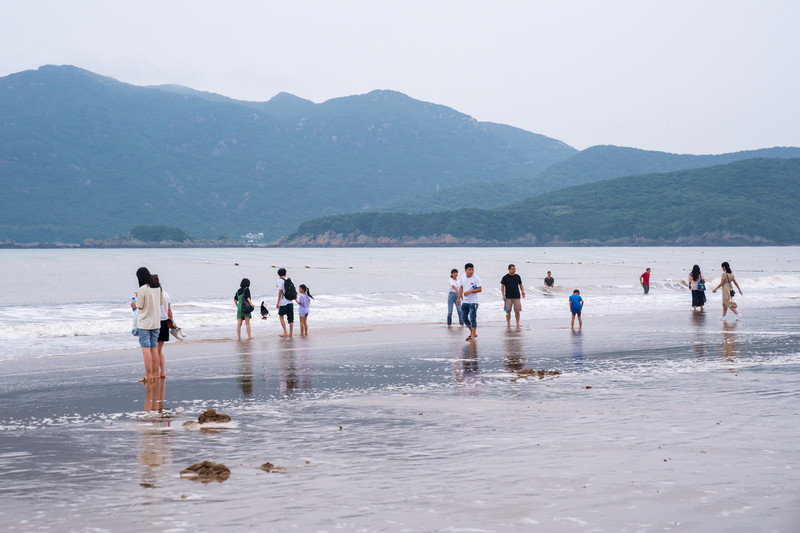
left=447, top=269, right=464, bottom=326
left=135, top=267, right=164, bottom=382
left=151, top=274, right=172, bottom=379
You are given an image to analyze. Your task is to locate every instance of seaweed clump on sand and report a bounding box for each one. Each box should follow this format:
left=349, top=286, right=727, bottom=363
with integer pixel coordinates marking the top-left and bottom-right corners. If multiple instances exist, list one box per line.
left=197, top=408, right=231, bottom=423
left=180, top=461, right=231, bottom=482
left=516, top=369, right=562, bottom=379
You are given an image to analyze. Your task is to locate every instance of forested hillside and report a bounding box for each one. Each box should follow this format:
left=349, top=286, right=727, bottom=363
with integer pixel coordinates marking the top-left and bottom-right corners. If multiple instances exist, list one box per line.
left=285, top=158, right=800, bottom=245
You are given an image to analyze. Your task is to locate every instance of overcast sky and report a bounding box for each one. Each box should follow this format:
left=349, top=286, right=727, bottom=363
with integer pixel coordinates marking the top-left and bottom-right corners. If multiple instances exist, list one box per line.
left=2, top=1, right=798, bottom=154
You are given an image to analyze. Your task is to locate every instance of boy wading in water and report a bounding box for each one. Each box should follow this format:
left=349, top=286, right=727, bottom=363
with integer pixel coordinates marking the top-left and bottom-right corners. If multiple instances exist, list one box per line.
left=458, top=263, right=482, bottom=341
left=569, top=289, right=584, bottom=329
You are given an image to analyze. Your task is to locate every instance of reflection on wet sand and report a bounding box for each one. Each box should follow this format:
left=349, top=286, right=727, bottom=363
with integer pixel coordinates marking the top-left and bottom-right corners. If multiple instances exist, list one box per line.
left=691, top=311, right=709, bottom=357
left=138, top=379, right=172, bottom=489
left=279, top=345, right=299, bottom=396
left=453, top=341, right=481, bottom=394
left=723, top=322, right=739, bottom=362
left=572, top=329, right=584, bottom=366
left=503, top=330, right=525, bottom=372
left=237, top=343, right=254, bottom=398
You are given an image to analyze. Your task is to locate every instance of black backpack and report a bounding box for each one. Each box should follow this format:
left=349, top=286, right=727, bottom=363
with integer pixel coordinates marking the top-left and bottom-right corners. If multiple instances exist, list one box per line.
left=282, top=277, right=297, bottom=300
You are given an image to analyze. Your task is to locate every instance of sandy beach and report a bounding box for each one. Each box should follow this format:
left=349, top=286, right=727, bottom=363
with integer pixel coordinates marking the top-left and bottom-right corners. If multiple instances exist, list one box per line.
left=2, top=304, right=799, bottom=532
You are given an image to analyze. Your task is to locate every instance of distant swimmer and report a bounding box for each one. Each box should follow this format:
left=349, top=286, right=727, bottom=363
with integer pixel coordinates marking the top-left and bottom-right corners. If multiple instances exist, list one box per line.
left=544, top=271, right=555, bottom=288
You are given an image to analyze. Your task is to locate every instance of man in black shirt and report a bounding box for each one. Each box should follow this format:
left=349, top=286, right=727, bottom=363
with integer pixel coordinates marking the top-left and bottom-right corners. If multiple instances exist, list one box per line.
left=500, top=264, right=525, bottom=328
left=544, top=271, right=555, bottom=288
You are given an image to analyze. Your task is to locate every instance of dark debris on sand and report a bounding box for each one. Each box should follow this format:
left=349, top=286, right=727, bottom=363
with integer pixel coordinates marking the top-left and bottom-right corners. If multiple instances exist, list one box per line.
left=197, top=408, right=232, bottom=423
left=180, top=460, right=231, bottom=482
left=516, top=369, right=562, bottom=379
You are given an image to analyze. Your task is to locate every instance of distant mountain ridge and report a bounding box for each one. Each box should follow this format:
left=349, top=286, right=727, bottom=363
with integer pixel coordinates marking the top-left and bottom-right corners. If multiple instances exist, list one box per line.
left=284, top=158, right=800, bottom=246
left=0, top=65, right=576, bottom=243
left=388, top=144, right=800, bottom=213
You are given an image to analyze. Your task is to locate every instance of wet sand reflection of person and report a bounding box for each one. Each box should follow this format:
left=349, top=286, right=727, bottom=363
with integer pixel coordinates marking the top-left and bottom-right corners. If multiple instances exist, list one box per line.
left=237, top=342, right=254, bottom=398
left=453, top=342, right=481, bottom=396
left=572, top=329, right=584, bottom=366
left=138, top=379, right=171, bottom=489
left=691, top=311, right=709, bottom=357
left=503, top=330, right=525, bottom=372
left=722, top=322, right=739, bottom=363
left=279, top=345, right=299, bottom=396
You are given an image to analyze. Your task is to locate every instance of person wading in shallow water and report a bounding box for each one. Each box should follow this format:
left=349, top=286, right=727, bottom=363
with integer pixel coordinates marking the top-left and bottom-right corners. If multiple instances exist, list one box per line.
left=458, top=263, right=482, bottom=342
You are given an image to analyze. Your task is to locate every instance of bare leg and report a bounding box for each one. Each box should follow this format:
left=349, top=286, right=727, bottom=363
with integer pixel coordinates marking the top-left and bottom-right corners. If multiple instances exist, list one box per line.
left=156, top=341, right=166, bottom=378
left=515, top=310, right=521, bottom=328
left=140, top=347, right=154, bottom=381
left=148, top=347, right=160, bottom=380
left=288, top=322, right=294, bottom=337
left=237, top=318, right=243, bottom=341
left=578, top=315, right=582, bottom=329
left=244, top=316, right=252, bottom=339
left=279, top=316, right=288, bottom=337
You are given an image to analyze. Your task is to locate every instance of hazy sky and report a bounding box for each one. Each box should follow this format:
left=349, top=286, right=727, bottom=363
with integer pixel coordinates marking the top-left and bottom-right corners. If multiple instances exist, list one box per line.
left=2, top=1, right=798, bottom=154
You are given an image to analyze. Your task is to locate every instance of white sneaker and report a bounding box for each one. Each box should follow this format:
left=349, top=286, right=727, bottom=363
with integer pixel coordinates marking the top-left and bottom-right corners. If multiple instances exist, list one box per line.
left=718, top=316, right=725, bottom=321
left=734, top=314, right=741, bottom=321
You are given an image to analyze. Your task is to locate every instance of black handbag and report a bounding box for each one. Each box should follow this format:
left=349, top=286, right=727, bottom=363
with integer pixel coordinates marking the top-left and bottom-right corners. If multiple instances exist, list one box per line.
left=240, top=292, right=254, bottom=313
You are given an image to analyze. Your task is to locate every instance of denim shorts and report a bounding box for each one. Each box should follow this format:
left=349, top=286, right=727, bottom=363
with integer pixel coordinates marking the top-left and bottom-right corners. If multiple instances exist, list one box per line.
left=138, top=328, right=159, bottom=348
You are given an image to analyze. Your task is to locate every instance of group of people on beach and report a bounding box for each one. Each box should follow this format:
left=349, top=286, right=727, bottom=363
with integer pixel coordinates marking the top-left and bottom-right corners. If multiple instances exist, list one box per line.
left=447, top=263, right=585, bottom=338
left=234, top=268, right=313, bottom=341
left=447, top=260, right=745, bottom=338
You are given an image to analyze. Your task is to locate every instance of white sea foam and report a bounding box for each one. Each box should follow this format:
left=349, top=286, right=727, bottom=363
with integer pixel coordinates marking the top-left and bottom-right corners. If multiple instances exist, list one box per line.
left=0, top=247, right=798, bottom=361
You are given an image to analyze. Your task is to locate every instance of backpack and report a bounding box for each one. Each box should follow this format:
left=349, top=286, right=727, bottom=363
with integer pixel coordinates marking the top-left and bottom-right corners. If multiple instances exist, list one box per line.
left=282, top=277, right=297, bottom=300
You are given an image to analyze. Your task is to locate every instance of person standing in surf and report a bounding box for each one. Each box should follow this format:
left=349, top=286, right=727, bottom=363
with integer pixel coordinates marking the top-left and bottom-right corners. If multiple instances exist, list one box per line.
left=640, top=267, right=651, bottom=294
left=134, top=267, right=164, bottom=382
left=688, top=265, right=706, bottom=311
left=458, top=263, right=482, bottom=342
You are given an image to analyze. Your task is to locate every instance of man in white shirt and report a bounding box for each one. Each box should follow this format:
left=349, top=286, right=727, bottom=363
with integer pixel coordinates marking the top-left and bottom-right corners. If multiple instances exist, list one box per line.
left=458, top=263, right=482, bottom=341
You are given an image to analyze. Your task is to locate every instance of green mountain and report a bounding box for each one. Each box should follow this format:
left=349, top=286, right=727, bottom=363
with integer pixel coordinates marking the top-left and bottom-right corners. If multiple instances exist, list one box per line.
left=388, top=144, right=800, bottom=213
left=284, top=158, right=800, bottom=245
left=0, top=65, right=576, bottom=243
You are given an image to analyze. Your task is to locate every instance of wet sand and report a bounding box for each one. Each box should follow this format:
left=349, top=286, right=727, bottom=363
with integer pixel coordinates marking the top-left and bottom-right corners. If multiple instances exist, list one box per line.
left=1, top=307, right=799, bottom=531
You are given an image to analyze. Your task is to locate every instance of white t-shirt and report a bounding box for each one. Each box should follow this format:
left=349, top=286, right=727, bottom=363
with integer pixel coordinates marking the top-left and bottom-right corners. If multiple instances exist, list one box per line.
left=160, top=290, right=171, bottom=321
left=277, top=278, right=292, bottom=306
left=459, top=274, right=481, bottom=304
left=449, top=278, right=459, bottom=294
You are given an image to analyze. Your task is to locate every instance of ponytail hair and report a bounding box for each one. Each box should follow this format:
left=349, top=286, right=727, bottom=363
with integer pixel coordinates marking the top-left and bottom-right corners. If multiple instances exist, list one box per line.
left=721, top=261, right=732, bottom=274
left=299, top=284, right=314, bottom=299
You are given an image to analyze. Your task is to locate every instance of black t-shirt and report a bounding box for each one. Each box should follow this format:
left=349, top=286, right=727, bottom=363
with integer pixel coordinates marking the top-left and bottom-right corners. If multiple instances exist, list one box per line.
left=544, top=276, right=554, bottom=287
left=235, top=287, right=251, bottom=302
left=500, top=274, right=523, bottom=299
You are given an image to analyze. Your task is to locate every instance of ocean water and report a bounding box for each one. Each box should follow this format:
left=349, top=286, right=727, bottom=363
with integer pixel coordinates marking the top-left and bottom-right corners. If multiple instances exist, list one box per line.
left=0, top=246, right=798, bottom=361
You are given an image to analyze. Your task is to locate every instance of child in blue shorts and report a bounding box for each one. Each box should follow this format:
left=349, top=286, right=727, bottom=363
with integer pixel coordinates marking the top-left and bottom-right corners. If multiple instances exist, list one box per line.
left=569, top=289, right=584, bottom=329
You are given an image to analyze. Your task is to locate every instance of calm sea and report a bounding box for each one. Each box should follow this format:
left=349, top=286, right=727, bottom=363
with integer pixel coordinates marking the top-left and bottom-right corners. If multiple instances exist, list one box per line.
left=0, top=246, right=798, bottom=361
